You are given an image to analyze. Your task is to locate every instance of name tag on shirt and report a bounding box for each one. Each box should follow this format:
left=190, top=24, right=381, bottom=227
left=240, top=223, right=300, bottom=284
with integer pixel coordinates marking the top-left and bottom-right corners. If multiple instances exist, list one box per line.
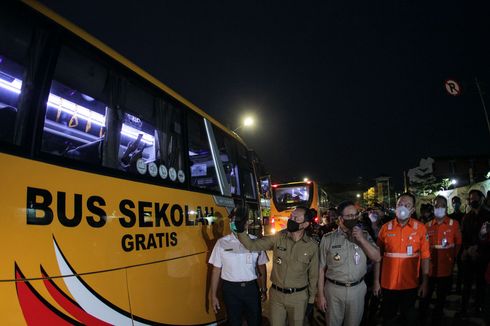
left=407, top=245, right=413, bottom=256
left=224, top=248, right=233, bottom=251
left=332, top=245, right=341, bottom=249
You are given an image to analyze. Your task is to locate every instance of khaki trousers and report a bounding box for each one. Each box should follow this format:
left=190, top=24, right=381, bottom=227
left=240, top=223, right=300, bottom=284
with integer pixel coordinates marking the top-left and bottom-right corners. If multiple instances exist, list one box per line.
left=269, top=287, right=308, bottom=326
left=325, top=280, right=366, bottom=326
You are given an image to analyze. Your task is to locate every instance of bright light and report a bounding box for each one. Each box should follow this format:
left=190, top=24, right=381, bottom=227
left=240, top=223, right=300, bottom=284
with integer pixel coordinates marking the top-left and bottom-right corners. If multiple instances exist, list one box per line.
left=271, top=228, right=276, bottom=235
left=451, top=179, right=457, bottom=185
left=356, top=193, right=361, bottom=198
left=243, top=116, right=254, bottom=127
left=303, top=177, right=309, bottom=182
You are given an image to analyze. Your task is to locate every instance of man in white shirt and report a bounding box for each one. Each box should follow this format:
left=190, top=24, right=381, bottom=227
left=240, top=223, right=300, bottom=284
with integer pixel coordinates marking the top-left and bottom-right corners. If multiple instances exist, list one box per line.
left=209, top=210, right=269, bottom=326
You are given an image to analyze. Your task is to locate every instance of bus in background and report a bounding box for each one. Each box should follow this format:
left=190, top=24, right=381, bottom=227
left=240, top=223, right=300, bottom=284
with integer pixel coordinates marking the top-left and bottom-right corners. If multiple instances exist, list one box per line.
left=267, top=180, right=328, bottom=234
left=0, top=1, right=260, bottom=324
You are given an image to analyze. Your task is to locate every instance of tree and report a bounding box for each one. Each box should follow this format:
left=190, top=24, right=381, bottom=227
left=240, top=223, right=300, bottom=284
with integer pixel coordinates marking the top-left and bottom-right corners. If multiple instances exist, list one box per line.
left=363, top=187, right=377, bottom=207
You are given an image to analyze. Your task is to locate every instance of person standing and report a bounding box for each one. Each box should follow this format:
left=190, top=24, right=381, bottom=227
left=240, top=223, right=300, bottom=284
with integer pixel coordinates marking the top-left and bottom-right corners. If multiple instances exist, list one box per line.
left=449, top=196, right=465, bottom=293
left=419, top=195, right=461, bottom=325
left=209, top=207, right=269, bottom=326
left=235, top=205, right=319, bottom=326
left=374, top=193, right=431, bottom=326
left=460, top=189, right=490, bottom=315
left=317, top=201, right=381, bottom=326
left=449, top=196, right=464, bottom=225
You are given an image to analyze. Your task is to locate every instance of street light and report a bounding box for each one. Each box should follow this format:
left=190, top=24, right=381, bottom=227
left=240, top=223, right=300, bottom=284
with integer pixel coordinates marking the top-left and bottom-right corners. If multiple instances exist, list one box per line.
left=356, top=193, right=361, bottom=198
left=234, top=116, right=255, bottom=132
left=451, top=179, right=457, bottom=185
left=303, top=177, right=309, bottom=182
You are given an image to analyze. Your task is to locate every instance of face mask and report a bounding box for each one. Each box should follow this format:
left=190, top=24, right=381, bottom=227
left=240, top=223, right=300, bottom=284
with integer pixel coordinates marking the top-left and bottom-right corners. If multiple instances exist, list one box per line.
left=396, top=206, right=410, bottom=220
left=343, top=219, right=358, bottom=230
left=230, top=221, right=237, bottom=233
left=434, top=208, right=446, bottom=218
left=368, top=213, right=378, bottom=223
left=453, top=203, right=461, bottom=211
left=470, top=200, right=481, bottom=209
left=287, top=219, right=300, bottom=232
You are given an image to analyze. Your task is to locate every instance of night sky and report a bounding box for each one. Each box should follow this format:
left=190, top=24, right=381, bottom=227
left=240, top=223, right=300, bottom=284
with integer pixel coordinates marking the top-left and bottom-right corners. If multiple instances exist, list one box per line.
left=39, top=1, right=490, bottom=188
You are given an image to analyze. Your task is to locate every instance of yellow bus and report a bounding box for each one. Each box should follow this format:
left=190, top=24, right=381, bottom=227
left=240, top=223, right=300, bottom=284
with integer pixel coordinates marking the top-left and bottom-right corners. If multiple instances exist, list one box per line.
left=0, top=1, right=261, bottom=324
left=267, top=180, right=328, bottom=234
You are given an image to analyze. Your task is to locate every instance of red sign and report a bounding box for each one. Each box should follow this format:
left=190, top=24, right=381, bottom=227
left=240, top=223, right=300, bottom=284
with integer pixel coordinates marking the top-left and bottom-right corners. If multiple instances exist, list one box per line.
left=444, top=79, right=461, bottom=96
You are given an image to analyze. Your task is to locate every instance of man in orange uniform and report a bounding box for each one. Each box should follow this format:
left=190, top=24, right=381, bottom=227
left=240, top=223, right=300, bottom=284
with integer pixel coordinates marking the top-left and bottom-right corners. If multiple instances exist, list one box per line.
left=419, top=195, right=461, bottom=325
left=374, top=193, right=430, bottom=326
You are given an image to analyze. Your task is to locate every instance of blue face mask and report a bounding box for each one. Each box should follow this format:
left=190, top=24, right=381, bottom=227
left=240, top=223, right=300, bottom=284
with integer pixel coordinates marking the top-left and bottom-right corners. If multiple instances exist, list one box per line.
left=230, top=221, right=238, bottom=233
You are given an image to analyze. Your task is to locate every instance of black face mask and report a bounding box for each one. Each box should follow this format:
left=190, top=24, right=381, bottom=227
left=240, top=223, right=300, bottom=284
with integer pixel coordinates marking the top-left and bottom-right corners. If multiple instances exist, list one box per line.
left=287, top=219, right=301, bottom=232
left=470, top=200, right=481, bottom=209
left=343, top=219, right=358, bottom=230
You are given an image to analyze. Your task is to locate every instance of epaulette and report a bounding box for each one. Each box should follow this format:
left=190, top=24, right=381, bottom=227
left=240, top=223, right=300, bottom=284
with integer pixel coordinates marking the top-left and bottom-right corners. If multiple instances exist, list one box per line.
left=324, top=230, right=337, bottom=237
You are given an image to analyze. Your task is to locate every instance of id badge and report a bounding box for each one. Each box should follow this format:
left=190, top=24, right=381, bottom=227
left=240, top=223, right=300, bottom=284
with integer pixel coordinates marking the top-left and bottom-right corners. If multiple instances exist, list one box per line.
left=354, top=252, right=360, bottom=265
left=441, top=238, right=448, bottom=248
left=246, top=253, right=252, bottom=264
left=407, top=245, right=413, bottom=256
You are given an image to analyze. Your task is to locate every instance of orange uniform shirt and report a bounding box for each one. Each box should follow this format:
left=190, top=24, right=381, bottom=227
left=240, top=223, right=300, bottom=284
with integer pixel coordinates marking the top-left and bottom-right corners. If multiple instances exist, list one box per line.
left=377, top=218, right=430, bottom=290
left=426, top=217, right=462, bottom=277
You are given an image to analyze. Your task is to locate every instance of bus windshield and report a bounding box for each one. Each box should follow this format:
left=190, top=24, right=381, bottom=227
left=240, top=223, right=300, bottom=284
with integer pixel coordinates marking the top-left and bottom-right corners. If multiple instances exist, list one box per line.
left=272, top=182, right=313, bottom=211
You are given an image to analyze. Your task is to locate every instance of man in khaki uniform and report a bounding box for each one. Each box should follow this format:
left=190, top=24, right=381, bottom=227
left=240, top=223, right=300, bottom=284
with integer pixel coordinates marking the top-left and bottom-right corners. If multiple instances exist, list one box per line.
left=317, top=201, right=381, bottom=326
left=235, top=205, right=318, bottom=326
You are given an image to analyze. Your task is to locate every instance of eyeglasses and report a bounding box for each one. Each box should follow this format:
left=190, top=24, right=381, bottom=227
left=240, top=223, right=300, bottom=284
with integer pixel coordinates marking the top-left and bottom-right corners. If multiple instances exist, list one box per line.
left=342, top=214, right=359, bottom=219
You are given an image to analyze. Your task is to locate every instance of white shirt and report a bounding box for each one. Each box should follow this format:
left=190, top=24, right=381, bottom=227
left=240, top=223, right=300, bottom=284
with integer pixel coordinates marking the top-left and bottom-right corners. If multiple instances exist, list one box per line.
left=208, top=233, right=269, bottom=282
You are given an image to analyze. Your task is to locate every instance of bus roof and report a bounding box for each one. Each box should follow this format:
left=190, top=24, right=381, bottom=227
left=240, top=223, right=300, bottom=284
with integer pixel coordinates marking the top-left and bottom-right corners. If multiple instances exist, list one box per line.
left=22, top=0, right=247, bottom=148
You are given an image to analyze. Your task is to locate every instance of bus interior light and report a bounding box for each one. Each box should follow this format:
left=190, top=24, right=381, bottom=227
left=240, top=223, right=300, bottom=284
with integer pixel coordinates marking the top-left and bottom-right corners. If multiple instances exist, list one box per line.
left=0, top=74, right=155, bottom=145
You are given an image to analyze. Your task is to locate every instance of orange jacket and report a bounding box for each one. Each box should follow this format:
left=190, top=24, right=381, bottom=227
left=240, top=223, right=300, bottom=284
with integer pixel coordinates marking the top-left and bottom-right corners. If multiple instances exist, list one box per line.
left=426, top=217, right=462, bottom=277
left=377, top=218, right=430, bottom=290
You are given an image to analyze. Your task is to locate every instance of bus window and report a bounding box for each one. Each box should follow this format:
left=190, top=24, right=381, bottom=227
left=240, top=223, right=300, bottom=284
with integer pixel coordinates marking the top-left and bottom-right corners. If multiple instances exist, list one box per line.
left=273, top=183, right=314, bottom=212
left=213, top=128, right=240, bottom=196
left=41, top=45, right=109, bottom=164
left=237, top=145, right=256, bottom=199
left=117, top=79, right=185, bottom=183
left=187, top=113, right=220, bottom=192
left=0, top=8, right=33, bottom=144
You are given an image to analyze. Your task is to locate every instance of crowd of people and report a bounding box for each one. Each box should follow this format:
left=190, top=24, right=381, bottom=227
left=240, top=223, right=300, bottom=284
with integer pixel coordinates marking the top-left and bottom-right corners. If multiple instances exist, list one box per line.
left=207, top=191, right=490, bottom=326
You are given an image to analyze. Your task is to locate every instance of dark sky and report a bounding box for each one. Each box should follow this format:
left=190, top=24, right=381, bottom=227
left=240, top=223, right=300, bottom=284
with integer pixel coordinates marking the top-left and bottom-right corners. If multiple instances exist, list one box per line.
left=39, top=1, right=490, bottom=188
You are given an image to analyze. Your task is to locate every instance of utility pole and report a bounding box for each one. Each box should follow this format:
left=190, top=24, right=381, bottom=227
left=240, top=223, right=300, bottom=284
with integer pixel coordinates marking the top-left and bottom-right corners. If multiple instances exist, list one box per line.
left=475, top=77, right=490, bottom=145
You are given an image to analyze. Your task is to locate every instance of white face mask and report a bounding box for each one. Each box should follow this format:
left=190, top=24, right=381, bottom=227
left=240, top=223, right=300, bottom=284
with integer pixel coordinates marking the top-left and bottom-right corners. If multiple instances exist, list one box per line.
left=434, top=208, right=446, bottom=218
left=396, top=206, right=410, bottom=220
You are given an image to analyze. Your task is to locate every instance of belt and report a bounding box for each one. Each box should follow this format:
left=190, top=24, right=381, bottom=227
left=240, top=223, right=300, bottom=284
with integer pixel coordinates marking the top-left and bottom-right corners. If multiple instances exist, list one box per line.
left=327, top=277, right=364, bottom=287
left=222, top=279, right=256, bottom=287
left=431, top=244, right=455, bottom=249
left=384, top=252, right=419, bottom=258
left=271, top=284, right=307, bottom=294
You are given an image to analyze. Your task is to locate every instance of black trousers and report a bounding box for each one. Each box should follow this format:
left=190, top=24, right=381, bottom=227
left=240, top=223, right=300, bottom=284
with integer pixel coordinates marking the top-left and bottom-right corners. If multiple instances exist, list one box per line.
left=461, top=258, right=487, bottom=311
left=222, top=280, right=261, bottom=326
left=419, top=276, right=452, bottom=321
left=381, top=288, right=417, bottom=326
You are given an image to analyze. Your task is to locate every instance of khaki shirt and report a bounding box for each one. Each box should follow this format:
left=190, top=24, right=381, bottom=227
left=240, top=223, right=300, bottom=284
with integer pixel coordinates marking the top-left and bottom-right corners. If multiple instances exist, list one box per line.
left=319, top=228, right=376, bottom=283
left=237, top=230, right=319, bottom=303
